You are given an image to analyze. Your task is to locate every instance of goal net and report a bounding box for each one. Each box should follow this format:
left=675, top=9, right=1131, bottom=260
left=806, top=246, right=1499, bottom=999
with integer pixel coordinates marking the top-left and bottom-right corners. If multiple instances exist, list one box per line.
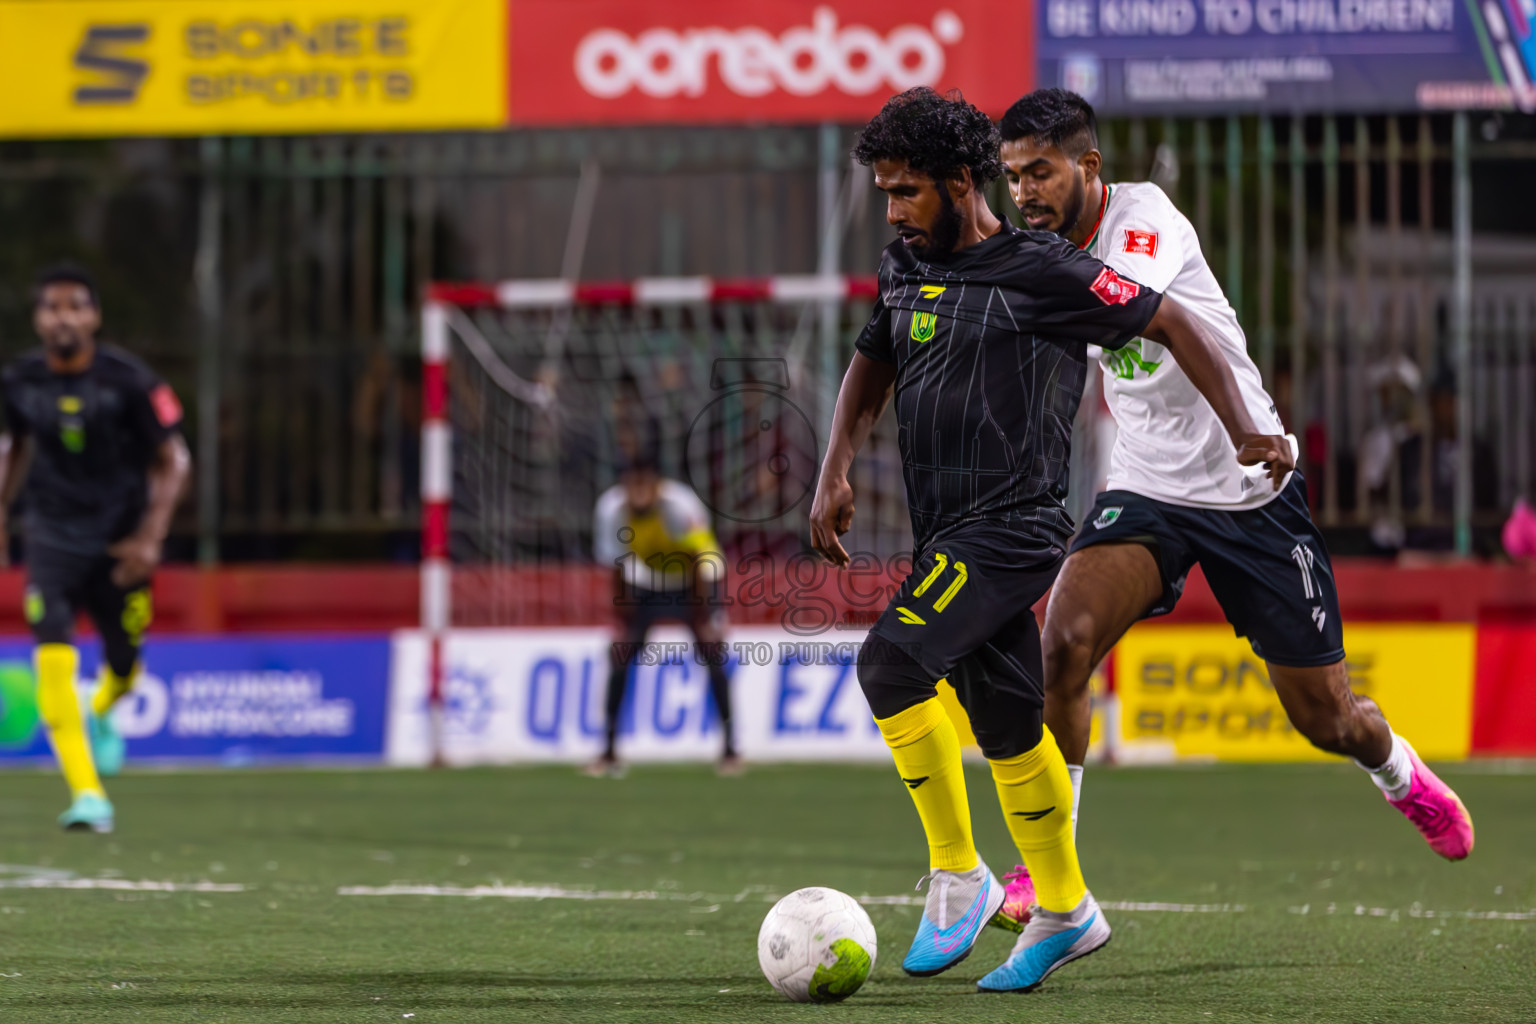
left=417, top=275, right=915, bottom=753
left=414, top=274, right=1121, bottom=765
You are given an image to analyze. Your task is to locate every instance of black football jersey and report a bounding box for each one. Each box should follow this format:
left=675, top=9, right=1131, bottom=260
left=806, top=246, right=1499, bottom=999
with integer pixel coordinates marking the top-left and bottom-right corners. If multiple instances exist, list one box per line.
left=1, top=345, right=183, bottom=554
left=855, top=222, right=1161, bottom=549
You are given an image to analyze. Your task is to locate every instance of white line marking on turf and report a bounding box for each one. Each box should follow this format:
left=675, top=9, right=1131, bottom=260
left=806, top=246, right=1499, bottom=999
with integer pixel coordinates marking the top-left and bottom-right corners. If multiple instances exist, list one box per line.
left=335, top=884, right=1530, bottom=921
left=1100, top=901, right=1246, bottom=913
left=1289, top=902, right=1536, bottom=921
left=338, top=884, right=1249, bottom=914
left=336, top=884, right=711, bottom=902
left=0, top=878, right=246, bottom=893
left=858, top=894, right=1245, bottom=913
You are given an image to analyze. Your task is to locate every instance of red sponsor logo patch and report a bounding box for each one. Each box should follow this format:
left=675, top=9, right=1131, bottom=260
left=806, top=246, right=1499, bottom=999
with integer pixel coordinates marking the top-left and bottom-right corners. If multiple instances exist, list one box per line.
left=1124, top=228, right=1159, bottom=257
left=1089, top=267, right=1141, bottom=306
left=150, top=384, right=182, bottom=428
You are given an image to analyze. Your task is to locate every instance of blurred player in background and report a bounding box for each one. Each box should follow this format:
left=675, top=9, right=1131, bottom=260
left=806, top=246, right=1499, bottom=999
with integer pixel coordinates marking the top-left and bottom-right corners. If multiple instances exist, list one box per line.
left=589, top=447, right=739, bottom=777
left=811, top=88, right=1288, bottom=993
left=0, top=264, right=190, bottom=833
left=996, top=90, right=1474, bottom=869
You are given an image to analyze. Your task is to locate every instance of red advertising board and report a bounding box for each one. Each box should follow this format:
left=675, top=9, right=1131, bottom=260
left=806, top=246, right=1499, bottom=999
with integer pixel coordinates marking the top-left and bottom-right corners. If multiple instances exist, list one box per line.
left=1471, top=624, right=1536, bottom=756
left=508, top=1, right=1032, bottom=125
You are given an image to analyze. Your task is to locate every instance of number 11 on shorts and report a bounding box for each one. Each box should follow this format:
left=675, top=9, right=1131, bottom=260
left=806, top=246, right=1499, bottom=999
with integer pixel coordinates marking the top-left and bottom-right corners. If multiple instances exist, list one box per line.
left=896, top=552, right=968, bottom=625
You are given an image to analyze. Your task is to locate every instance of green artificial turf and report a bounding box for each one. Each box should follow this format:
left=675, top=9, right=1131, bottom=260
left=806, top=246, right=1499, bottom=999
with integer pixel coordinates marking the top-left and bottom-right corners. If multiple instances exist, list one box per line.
left=0, top=762, right=1530, bottom=1023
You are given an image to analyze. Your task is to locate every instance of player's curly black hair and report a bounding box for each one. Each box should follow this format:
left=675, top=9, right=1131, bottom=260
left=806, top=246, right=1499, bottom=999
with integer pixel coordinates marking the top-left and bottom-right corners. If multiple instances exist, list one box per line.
left=998, top=89, right=1098, bottom=157
left=32, top=262, right=99, bottom=308
left=852, top=88, right=1004, bottom=187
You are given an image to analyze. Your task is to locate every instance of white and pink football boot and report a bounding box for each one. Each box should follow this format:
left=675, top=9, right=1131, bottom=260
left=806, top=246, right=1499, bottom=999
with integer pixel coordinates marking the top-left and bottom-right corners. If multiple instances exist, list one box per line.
left=1388, top=745, right=1475, bottom=861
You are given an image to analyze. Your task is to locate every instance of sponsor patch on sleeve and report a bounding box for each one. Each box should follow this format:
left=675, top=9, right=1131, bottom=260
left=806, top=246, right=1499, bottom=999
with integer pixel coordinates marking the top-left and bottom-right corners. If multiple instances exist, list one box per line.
left=150, top=384, right=182, bottom=428
left=1089, top=267, right=1141, bottom=306
left=1124, top=228, right=1159, bottom=257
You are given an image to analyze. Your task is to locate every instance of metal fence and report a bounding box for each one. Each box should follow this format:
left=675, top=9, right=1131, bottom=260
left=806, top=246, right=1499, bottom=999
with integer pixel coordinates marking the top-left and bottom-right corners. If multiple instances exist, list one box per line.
left=0, top=114, right=1531, bottom=561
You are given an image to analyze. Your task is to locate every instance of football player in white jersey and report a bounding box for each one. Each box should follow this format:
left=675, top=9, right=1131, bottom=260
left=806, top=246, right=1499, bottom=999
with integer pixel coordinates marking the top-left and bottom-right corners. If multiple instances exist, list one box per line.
left=986, top=90, right=1472, bottom=924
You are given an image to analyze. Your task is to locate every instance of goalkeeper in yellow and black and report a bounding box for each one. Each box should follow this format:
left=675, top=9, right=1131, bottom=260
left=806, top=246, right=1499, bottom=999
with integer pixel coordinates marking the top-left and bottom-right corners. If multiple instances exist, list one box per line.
left=0, top=265, right=190, bottom=833
left=589, top=447, right=739, bottom=777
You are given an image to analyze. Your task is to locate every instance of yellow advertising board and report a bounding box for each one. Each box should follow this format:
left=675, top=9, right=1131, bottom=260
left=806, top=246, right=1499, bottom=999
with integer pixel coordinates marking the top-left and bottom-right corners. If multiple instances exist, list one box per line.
left=1115, top=625, right=1475, bottom=762
left=0, top=1, right=506, bottom=137
left=938, top=664, right=1110, bottom=756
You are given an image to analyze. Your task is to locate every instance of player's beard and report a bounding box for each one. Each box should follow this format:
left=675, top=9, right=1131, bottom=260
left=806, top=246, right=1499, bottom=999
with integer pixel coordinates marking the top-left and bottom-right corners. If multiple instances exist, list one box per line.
left=1055, top=173, right=1088, bottom=240
left=925, top=183, right=964, bottom=261
left=44, top=331, right=84, bottom=363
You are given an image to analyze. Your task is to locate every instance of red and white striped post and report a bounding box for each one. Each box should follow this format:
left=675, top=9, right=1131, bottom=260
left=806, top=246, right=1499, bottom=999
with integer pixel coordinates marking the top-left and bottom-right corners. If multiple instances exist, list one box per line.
left=420, top=295, right=452, bottom=767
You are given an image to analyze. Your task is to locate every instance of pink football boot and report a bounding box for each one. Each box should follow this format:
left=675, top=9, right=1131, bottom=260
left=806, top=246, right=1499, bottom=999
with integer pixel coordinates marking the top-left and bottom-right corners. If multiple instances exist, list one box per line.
left=990, top=865, right=1036, bottom=933
left=1388, top=745, right=1475, bottom=861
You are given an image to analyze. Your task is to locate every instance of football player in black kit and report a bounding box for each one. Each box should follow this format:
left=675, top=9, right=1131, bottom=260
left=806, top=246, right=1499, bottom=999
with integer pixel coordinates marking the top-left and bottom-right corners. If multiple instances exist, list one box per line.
left=808, top=88, right=1289, bottom=991
left=0, top=265, right=190, bottom=833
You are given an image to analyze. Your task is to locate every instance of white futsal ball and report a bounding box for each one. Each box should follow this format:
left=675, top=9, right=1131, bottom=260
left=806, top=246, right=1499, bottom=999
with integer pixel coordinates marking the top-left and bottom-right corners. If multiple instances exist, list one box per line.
left=757, top=886, right=878, bottom=1003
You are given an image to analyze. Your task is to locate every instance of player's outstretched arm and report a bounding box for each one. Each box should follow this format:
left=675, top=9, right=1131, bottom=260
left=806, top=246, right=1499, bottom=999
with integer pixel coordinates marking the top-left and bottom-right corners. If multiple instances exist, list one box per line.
left=109, top=434, right=190, bottom=587
left=1141, top=298, right=1294, bottom=488
left=810, top=352, right=896, bottom=567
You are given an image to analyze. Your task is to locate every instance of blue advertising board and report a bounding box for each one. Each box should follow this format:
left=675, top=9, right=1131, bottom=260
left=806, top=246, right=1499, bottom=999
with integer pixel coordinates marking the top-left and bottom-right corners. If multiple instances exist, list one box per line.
left=0, top=635, right=390, bottom=765
left=1037, top=0, right=1536, bottom=113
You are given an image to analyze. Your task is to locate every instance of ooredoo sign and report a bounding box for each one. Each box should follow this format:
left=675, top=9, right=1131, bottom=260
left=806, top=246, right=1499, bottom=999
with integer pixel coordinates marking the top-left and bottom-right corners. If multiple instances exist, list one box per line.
left=509, top=1, right=1031, bottom=124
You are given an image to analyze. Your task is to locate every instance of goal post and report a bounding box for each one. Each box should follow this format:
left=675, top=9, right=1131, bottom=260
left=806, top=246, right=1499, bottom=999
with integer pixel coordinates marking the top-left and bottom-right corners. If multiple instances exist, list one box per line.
left=416, top=274, right=908, bottom=764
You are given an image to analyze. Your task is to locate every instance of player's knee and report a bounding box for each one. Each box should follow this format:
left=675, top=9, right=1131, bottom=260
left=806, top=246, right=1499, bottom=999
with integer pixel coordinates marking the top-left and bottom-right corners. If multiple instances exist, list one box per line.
left=27, top=600, right=71, bottom=647
left=103, top=644, right=138, bottom=682
left=30, top=622, right=71, bottom=647
left=973, top=707, right=1044, bottom=761
left=856, top=637, right=936, bottom=720
left=1041, top=615, right=1096, bottom=696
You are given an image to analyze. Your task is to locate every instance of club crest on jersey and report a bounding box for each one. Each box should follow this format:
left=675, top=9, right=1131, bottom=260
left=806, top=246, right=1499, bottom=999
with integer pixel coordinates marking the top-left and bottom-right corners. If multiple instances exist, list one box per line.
left=910, top=311, right=938, bottom=343
left=1124, top=229, right=1159, bottom=257
left=1093, top=506, right=1123, bottom=529
left=1089, top=267, right=1140, bottom=306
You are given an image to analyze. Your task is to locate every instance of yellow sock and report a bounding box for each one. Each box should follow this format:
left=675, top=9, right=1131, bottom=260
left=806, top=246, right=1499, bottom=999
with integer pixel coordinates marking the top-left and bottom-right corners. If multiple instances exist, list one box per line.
left=876, top=698, right=977, bottom=873
left=34, top=644, right=103, bottom=799
left=990, top=726, right=1086, bottom=912
left=91, top=663, right=138, bottom=716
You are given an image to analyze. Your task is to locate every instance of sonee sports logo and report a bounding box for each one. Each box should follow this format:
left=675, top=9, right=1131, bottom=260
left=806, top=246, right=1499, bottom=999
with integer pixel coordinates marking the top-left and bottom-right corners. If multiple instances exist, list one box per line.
left=73, top=24, right=151, bottom=105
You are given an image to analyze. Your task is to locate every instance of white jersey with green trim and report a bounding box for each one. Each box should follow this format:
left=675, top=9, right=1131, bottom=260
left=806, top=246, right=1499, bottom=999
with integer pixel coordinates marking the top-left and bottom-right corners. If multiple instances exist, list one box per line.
left=1087, top=181, right=1293, bottom=510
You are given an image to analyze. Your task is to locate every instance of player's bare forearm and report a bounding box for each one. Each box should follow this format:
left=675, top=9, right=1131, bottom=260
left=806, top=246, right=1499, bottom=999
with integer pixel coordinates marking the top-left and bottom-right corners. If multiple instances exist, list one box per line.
left=818, top=353, right=895, bottom=483
left=0, top=433, right=26, bottom=514
left=810, top=354, right=896, bottom=566
left=1142, top=298, right=1293, bottom=486
left=134, top=434, right=191, bottom=544
left=0, top=434, right=23, bottom=568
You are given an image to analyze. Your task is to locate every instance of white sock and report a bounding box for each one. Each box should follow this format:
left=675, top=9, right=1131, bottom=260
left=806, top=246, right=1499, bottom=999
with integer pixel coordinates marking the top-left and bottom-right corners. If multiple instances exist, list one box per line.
left=1356, top=732, right=1414, bottom=801
left=1066, top=763, right=1084, bottom=841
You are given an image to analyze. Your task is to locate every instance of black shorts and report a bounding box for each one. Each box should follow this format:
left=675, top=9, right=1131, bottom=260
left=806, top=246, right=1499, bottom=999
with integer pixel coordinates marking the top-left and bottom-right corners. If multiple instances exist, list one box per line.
left=868, top=523, right=1064, bottom=708
left=24, top=544, right=152, bottom=674
left=612, top=584, right=726, bottom=652
left=1069, top=474, right=1345, bottom=668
